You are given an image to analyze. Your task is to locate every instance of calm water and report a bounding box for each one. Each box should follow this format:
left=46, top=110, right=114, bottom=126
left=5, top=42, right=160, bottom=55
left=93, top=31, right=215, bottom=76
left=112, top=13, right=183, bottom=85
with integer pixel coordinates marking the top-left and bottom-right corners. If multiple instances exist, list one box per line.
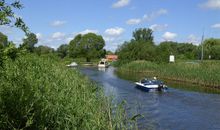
left=80, top=67, right=220, bottom=130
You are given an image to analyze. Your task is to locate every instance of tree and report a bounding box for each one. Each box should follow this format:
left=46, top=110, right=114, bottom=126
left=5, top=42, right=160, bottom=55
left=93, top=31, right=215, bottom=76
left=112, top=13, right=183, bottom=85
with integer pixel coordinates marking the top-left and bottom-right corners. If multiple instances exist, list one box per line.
left=57, top=44, right=68, bottom=58
left=210, top=45, right=220, bottom=60
left=34, top=45, right=54, bottom=55
left=0, top=32, right=8, bottom=47
left=69, top=33, right=105, bottom=62
left=203, top=38, right=220, bottom=59
left=132, top=28, right=154, bottom=43
left=0, top=0, right=29, bottom=34
left=20, top=33, right=38, bottom=52
left=116, top=28, right=156, bottom=62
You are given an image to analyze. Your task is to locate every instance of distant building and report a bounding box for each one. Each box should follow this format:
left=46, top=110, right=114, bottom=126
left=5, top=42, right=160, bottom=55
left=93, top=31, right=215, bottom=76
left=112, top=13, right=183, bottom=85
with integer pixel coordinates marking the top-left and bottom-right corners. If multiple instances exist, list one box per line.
left=106, top=55, right=118, bottom=61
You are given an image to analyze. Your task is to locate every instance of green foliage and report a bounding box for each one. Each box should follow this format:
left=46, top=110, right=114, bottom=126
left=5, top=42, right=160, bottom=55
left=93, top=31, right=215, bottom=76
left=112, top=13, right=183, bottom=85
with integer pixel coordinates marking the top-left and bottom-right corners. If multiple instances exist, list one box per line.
left=57, top=44, right=68, bottom=58
left=20, top=33, right=38, bottom=52
left=0, top=0, right=29, bottom=34
left=155, top=41, right=197, bottom=62
left=69, top=33, right=105, bottom=62
left=34, top=45, right=54, bottom=55
left=116, top=28, right=156, bottom=63
left=203, top=38, right=220, bottom=60
left=132, top=28, right=154, bottom=43
left=0, top=32, right=8, bottom=47
left=0, top=54, right=134, bottom=129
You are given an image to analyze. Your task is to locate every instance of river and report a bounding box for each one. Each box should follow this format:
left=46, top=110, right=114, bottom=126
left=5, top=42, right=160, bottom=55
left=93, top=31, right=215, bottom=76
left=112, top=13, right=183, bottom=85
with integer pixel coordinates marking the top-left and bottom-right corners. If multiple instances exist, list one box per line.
left=80, top=67, right=220, bottom=130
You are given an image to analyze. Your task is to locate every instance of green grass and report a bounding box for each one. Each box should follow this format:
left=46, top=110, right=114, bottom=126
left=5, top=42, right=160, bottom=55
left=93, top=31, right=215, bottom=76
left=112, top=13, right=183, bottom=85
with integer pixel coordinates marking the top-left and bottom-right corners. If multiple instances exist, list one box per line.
left=0, top=54, right=137, bottom=129
left=117, top=60, right=220, bottom=88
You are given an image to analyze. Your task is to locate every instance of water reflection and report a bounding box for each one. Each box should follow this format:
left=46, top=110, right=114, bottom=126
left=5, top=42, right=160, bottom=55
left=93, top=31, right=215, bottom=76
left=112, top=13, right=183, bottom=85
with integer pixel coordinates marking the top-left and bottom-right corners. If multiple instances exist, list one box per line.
left=98, top=67, right=106, bottom=72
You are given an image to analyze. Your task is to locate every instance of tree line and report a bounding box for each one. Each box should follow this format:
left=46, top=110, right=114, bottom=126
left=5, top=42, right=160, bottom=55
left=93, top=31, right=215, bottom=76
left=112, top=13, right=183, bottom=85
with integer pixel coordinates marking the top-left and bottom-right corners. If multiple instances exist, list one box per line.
left=1, top=28, right=220, bottom=64
left=115, top=28, right=220, bottom=63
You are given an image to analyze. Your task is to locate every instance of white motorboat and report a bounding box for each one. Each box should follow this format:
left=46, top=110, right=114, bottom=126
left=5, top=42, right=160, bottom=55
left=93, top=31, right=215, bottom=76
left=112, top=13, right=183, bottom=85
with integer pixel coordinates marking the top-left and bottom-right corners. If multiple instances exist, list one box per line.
left=135, top=78, right=167, bottom=91
left=66, top=62, right=78, bottom=67
left=98, top=59, right=109, bottom=68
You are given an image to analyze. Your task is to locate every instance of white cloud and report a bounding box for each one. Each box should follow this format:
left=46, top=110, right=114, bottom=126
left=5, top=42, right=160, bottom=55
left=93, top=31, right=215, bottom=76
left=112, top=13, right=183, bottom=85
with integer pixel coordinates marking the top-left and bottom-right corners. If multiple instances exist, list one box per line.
left=126, top=9, right=168, bottom=25
left=143, top=9, right=168, bottom=21
left=36, top=33, right=43, bottom=40
left=112, top=0, right=130, bottom=8
left=51, top=20, right=67, bottom=27
left=51, top=32, right=66, bottom=40
left=187, top=34, right=200, bottom=45
left=211, top=23, right=220, bottom=28
left=200, top=0, right=220, bottom=9
left=126, top=18, right=141, bottom=25
left=78, top=29, right=99, bottom=35
left=105, top=27, right=125, bottom=36
left=150, top=24, right=168, bottom=31
left=0, top=25, right=13, bottom=35
left=162, top=32, right=177, bottom=41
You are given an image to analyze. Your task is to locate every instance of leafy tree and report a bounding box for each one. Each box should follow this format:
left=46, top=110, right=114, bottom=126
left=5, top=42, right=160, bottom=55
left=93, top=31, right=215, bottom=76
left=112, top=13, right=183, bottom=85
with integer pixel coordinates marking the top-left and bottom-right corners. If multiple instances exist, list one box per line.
left=57, top=44, right=69, bottom=58
left=20, top=33, right=38, bottom=52
left=34, top=45, right=54, bottom=55
left=132, top=28, right=154, bottom=43
left=0, top=32, right=8, bottom=47
left=176, top=43, right=197, bottom=59
left=69, top=33, right=105, bottom=62
left=210, top=45, right=220, bottom=60
left=106, top=50, right=114, bottom=55
left=0, top=0, right=29, bottom=34
left=116, top=28, right=156, bottom=62
left=203, top=38, right=220, bottom=59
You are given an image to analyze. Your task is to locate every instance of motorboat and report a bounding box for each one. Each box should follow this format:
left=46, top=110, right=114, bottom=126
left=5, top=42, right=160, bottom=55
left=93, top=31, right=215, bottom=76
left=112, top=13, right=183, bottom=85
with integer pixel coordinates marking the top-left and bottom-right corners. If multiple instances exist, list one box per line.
left=98, top=59, right=109, bottom=68
left=135, top=78, right=168, bottom=91
left=66, top=62, right=78, bottom=67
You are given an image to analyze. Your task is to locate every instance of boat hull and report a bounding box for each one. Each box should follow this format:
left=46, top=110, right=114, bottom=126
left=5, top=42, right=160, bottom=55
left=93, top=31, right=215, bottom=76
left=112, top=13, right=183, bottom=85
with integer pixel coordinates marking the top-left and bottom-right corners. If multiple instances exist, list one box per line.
left=135, top=82, right=167, bottom=92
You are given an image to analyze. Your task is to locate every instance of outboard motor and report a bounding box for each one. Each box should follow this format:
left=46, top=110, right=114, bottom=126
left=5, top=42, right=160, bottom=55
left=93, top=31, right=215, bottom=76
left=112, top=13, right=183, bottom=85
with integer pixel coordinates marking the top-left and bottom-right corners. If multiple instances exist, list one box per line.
left=158, top=84, right=163, bottom=91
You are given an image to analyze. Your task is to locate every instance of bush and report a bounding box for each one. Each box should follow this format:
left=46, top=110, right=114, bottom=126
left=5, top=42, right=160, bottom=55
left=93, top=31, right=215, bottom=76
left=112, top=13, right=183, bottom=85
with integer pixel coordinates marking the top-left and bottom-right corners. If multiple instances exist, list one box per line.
left=0, top=54, right=134, bottom=129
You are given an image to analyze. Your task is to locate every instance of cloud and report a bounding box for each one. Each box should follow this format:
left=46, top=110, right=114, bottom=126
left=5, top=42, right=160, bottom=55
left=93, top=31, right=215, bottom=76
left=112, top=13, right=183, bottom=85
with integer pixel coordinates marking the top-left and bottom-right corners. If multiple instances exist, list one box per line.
left=105, top=27, right=125, bottom=36
left=36, top=33, right=43, bottom=40
left=51, top=32, right=66, bottom=40
left=200, top=0, right=220, bottom=9
left=126, top=18, right=142, bottom=25
left=162, top=32, right=177, bottom=41
left=112, top=0, right=130, bottom=8
left=0, top=25, right=13, bottom=35
left=187, top=34, right=200, bottom=45
left=143, top=9, right=168, bottom=21
left=211, top=23, right=220, bottom=28
left=150, top=24, right=168, bottom=31
left=126, top=9, right=168, bottom=25
left=51, top=20, right=67, bottom=27
left=78, top=29, right=99, bottom=35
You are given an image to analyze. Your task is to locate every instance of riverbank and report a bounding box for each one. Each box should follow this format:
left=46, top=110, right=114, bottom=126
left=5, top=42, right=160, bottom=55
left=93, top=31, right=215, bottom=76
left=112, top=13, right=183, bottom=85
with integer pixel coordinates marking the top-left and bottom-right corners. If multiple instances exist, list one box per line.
left=0, top=54, right=134, bottom=129
left=116, top=60, right=220, bottom=89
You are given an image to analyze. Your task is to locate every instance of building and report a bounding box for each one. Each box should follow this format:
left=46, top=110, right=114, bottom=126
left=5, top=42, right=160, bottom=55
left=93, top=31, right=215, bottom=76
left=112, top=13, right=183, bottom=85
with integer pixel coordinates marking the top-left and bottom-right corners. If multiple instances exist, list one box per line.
left=105, top=55, right=118, bottom=61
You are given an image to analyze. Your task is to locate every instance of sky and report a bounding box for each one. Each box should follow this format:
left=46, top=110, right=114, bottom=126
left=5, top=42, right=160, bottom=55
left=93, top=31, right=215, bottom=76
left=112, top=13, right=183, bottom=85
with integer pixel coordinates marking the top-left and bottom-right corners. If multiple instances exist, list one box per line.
left=0, top=0, right=220, bottom=51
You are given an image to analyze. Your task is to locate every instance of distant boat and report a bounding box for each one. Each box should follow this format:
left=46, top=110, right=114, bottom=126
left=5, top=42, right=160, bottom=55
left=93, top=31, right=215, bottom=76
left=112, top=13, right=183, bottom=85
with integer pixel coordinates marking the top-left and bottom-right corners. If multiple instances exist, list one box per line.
left=66, top=62, right=78, bottom=67
left=98, top=59, right=109, bottom=68
left=135, top=77, right=168, bottom=91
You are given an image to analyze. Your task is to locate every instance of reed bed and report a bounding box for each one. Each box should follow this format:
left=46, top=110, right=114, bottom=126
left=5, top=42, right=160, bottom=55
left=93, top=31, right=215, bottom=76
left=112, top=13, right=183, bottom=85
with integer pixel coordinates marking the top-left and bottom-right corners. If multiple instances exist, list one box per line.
left=117, top=60, right=220, bottom=88
left=0, top=54, right=137, bottom=129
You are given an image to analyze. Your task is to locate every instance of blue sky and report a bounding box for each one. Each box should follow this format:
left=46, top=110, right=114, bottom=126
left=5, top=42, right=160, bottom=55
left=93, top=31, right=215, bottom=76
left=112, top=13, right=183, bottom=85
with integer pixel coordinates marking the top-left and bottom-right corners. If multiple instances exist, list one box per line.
left=1, top=0, right=220, bottom=51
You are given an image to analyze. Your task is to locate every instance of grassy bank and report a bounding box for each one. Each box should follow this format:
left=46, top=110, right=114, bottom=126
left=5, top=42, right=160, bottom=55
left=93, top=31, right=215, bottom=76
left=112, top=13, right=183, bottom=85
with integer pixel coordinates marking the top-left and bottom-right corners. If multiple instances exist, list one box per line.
left=117, top=60, right=220, bottom=88
left=0, top=54, right=136, bottom=129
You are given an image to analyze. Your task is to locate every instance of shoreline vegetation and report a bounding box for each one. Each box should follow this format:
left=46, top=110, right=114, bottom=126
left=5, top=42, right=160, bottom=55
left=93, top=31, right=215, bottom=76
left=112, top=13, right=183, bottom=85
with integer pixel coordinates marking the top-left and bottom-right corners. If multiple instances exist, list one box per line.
left=116, top=60, right=220, bottom=89
left=0, top=54, right=137, bottom=129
